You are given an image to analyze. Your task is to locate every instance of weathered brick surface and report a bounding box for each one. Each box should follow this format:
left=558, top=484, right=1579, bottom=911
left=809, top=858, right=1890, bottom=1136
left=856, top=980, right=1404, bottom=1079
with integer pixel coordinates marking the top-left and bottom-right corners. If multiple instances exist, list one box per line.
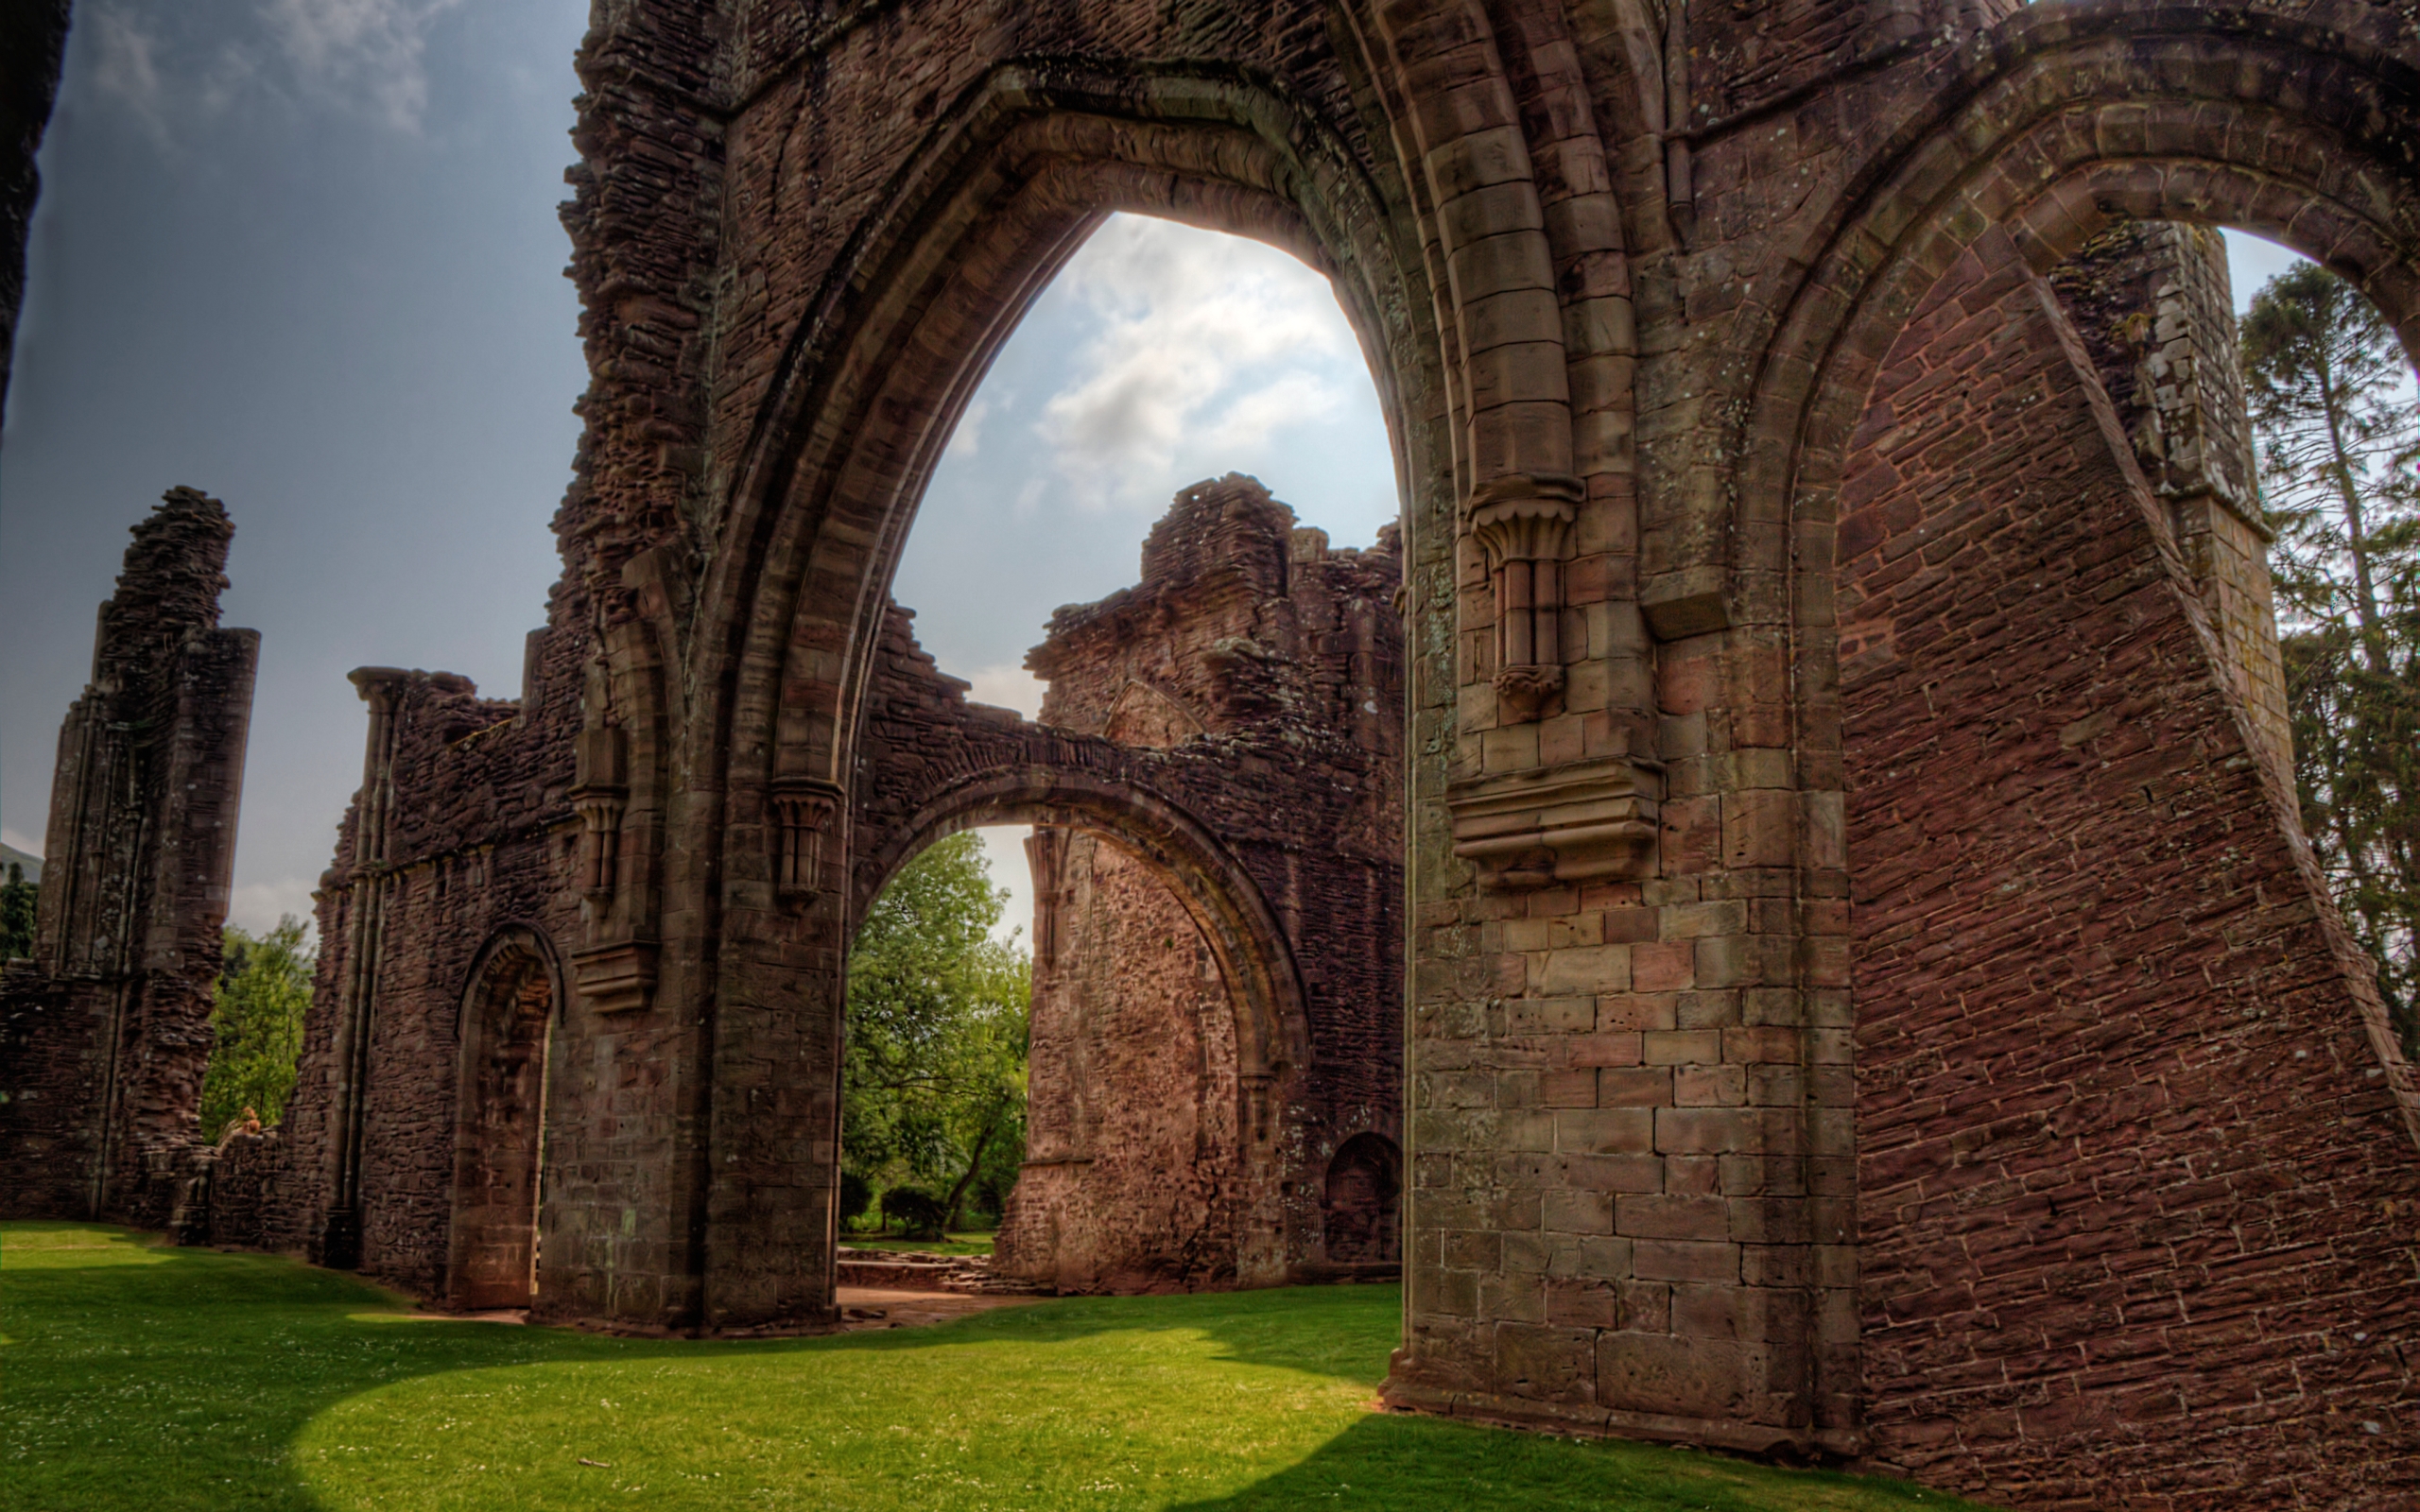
left=990, top=478, right=1404, bottom=1290
left=0, top=490, right=257, bottom=1228
left=1841, top=227, right=2420, bottom=1508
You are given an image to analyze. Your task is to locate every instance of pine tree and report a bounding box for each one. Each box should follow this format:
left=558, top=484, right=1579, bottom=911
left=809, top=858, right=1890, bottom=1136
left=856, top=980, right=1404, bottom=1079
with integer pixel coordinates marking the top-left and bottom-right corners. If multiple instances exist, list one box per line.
left=2243, top=262, right=2420, bottom=1039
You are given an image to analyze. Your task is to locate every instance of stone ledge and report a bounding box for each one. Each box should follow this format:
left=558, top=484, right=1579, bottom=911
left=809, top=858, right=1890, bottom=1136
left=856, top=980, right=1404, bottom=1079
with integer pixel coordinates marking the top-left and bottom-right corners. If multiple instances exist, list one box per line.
left=571, top=940, right=657, bottom=1014
left=1446, top=755, right=1661, bottom=889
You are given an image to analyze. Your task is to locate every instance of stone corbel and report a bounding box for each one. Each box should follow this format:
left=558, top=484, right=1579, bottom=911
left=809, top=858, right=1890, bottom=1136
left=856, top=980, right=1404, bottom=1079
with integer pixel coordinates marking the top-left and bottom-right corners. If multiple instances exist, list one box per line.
left=770, top=777, right=843, bottom=902
left=1466, top=473, right=1582, bottom=722
left=571, top=940, right=657, bottom=1015
left=1446, top=754, right=1663, bottom=890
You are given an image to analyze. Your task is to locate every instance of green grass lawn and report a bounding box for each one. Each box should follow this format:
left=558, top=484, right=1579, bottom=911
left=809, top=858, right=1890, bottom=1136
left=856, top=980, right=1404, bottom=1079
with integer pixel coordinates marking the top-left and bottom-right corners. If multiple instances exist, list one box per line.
left=1, top=1223, right=1996, bottom=1511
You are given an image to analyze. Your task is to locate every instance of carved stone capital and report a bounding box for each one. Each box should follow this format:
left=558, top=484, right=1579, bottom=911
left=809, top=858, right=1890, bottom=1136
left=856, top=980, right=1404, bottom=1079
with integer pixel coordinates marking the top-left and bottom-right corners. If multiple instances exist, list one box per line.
left=571, top=939, right=657, bottom=1015
left=1493, top=663, right=1565, bottom=722
left=1446, top=755, right=1662, bottom=889
left=1463, top=472, right=1582, bottom=565
left=570, top=788, right=627, bottom=902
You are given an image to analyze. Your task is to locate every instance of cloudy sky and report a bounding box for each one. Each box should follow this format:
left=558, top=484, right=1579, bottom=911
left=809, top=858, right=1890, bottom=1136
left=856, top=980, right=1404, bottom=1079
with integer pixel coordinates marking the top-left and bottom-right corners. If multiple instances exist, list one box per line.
left=0, top=0, right=2312, bottom=944
left=0, top=0, right=1396, bottom=940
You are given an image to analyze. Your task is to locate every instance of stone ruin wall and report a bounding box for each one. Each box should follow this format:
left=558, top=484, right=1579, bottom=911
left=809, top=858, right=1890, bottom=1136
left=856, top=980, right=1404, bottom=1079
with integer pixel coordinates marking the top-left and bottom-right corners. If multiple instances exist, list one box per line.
left=0, top=489, right=258, bottom=1229
left=1003, top=824, right=1246, bottom=1292
left=1837, top=224, right=2420, bottom=1504
left=11, top=1, right=2420, bottom=1503
left=994, top=475, right=1408, bottom=1291
left=54, top=472, right=1407, bottom=1317
left=2047, top=219, right=2290, bottom=771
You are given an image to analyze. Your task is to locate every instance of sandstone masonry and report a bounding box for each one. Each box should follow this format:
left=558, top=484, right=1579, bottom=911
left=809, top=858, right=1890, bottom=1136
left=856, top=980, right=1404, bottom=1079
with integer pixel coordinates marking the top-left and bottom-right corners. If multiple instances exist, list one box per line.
left=0, top=489, right=257, bottom=1228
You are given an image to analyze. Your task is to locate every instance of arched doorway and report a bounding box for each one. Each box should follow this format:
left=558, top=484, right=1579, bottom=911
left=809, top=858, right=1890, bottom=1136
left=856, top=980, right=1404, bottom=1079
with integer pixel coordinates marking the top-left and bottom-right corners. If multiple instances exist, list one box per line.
left=445, top=928, right=561, bottom=1311
left=650, top=69, right=1444, bottom=1329
left=854, top=761, right=1316, bottom=1289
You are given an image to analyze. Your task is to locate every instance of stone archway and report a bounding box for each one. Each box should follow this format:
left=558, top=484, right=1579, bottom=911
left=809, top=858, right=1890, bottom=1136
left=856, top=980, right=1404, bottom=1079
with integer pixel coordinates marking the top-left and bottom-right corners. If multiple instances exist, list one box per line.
left=444, top=927, right=562, bottom=1312
left=640, top=66, right=1448, bottom=1331
left=851, top=751, right=1322, bottom=1291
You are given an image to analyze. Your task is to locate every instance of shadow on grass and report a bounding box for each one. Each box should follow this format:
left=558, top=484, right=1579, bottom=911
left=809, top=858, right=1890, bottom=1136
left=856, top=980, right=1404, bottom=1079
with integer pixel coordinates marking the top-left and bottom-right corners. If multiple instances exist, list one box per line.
left=4, top=1225, right=1994, bottom=1512
left=1165, top=1413, right=1983, bottom=1512
left=2, top=1224, right=1394, bottom=1512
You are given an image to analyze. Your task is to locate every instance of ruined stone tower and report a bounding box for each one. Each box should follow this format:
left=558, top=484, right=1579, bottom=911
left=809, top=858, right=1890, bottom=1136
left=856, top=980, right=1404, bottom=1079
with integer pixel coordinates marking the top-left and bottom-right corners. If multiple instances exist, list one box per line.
left=998, top=476, right=1404, bottom=1292
left=0, top=488, right=257, bottom=1225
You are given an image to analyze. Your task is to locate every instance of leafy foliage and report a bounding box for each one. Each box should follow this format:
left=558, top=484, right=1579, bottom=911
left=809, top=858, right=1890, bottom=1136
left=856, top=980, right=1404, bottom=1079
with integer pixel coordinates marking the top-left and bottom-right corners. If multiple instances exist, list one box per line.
left=0, top=863, right=35, bottom=960
left=838, top=1170, right=875, bottom=1228
left=880, top=1185, right=950, bottom=1241
left=843, top=832, right=1030, bottom=1231
left=2242, top=263, right=2420, bottom=1038
left=198, top=917, right=316, bottom=1141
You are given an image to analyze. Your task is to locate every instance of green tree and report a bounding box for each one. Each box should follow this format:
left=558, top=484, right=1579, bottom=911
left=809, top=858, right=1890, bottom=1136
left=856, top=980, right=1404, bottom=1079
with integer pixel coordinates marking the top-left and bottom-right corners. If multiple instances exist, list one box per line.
left=2242, top=262, right=2420, bottom=1037
left=843, top=832, right=1030, bottom=1232
left=0, top=864, right=36, bottom=961
left=199, top=917, right=316, bottom=1140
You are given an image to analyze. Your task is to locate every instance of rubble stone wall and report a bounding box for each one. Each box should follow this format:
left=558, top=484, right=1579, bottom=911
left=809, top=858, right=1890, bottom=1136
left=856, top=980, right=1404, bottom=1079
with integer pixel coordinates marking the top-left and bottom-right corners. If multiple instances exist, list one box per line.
left=990, top=477, right=1406, bottom=1290
left=0, top=490, right=257, bottom=1228
left=851, top=477, right=1404, bottom=1291
left=1840, top=227, right=2420, bottom=1508
left=21, top=2, right=2420, bottom=1503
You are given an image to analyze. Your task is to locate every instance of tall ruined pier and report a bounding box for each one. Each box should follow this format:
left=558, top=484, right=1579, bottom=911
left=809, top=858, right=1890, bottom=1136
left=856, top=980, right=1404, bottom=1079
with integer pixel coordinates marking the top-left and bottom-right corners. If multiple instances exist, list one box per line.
left=0, top=488, right=258, bottom=1227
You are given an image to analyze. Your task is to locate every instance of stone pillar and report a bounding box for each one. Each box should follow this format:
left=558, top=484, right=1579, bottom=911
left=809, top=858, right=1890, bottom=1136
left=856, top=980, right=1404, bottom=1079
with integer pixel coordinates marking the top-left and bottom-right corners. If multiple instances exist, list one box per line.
left=0, top=489, right=258, bottom=1225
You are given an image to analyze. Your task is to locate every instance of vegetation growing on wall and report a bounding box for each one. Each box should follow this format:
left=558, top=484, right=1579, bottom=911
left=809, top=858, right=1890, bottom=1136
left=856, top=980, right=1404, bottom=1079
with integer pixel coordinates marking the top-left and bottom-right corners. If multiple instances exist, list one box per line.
left=198, top=917, right=314, bottom=1140
left=843, top=832, right=1030, bottom=1233
left=2244, top=263, right=2420, bottom=1040
left=0, top=863, right=33, bottom=960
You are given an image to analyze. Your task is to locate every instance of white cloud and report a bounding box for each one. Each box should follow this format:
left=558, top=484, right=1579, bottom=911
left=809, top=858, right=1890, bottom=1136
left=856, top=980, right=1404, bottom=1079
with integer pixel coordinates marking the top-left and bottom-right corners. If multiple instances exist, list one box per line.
left=261, top=0, right=464, bottom=129
left=80, top=0, right=463, bottom=140
left=229, top=877, right=318, bottom=937
left=1034, top=217, right=1358, bottom=512
left=0, top=827, right=41, bottom=856
left=964, top=662, right=1046, bottom=720
left=88, top=8, right=171, bottom=143
left=944, top=395, right=991, bottom=461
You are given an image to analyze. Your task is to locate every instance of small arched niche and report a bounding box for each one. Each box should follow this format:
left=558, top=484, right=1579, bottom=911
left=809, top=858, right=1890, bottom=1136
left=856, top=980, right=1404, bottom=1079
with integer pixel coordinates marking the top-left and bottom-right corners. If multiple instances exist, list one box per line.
left=1321, top=1131, right=1400, bottom=1266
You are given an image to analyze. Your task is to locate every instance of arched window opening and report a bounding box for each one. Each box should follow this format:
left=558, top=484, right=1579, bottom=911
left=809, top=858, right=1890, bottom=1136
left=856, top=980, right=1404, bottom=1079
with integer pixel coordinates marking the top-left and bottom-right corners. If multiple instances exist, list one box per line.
left=445, top=933, right=557, bottom=1312
left=1322, top=1132, right=1400, bottom=1267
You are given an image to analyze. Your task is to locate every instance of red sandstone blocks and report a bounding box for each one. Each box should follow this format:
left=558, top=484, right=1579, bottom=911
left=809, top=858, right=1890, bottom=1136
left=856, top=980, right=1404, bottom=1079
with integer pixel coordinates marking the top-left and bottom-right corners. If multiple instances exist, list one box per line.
left=1631, top=940, right=1696, bottom=991
left=1616, top=1194, right=1730, bottom=1242
left=1555, top=1108, right=1654, bottom=1156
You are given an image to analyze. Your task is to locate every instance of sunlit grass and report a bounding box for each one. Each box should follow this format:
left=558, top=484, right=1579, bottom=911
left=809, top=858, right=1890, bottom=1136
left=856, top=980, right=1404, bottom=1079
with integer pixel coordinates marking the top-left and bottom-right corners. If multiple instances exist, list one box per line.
left=2, top=1222, right=1996, bottom=1511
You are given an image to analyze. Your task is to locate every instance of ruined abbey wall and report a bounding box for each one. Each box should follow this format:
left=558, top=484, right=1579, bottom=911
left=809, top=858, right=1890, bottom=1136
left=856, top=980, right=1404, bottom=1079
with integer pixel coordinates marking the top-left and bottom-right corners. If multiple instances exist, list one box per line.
left=994, top=477, right=1406, bottom=1291
left=13, top=2, right=2420, bottom=1504
left=1839, top=225, right=2420, bottom=1506
left=0, top=490, right=257, bottom=1228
